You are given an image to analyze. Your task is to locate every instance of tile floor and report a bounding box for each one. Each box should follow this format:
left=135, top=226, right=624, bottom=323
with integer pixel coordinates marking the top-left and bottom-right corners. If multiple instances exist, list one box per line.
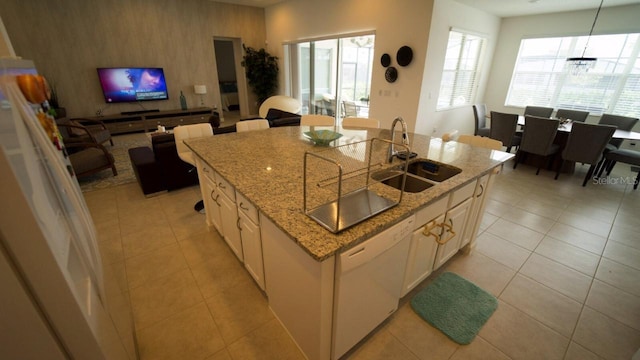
left=84, top=157, right=640, bottom=360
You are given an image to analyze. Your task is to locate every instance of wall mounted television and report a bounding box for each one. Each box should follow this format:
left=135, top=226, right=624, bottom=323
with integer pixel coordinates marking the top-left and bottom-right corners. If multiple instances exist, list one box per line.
left=97, top=67, right=169, bottom=103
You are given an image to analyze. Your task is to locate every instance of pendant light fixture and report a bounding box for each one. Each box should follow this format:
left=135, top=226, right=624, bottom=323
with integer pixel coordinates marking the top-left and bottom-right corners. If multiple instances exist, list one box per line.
left=566, top=0, right=604, bottom=75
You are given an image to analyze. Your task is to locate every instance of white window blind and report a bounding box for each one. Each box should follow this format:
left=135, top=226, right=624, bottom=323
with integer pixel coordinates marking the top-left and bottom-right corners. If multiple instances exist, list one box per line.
left=506, top=33, right=640, bottom=118
left=437, top=29, right=486, bottom=110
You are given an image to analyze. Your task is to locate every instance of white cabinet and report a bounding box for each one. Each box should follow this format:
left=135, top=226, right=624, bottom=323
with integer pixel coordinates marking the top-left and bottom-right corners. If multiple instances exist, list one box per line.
left=218, top=186, right=243, bottom=262
left=196, top=158, right=222, bottom=233
left=461, top=173, right=490, bottom=248
left=237, top=192, right=264, bottom=290
left=433, top=197, right=472, bottom=270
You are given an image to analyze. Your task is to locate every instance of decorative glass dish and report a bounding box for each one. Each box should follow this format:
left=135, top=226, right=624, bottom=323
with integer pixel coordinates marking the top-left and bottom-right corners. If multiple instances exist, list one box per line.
left=303, top=130, right=343, bottom=146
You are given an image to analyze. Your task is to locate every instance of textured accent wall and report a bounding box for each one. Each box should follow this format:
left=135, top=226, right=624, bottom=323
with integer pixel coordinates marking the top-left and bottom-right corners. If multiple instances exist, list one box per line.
left=2, top=0, right=266, bottom=117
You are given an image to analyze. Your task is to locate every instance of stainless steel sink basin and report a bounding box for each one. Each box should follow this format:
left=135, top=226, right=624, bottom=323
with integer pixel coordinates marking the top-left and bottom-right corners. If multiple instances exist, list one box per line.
left=381, top=174, right=433, bottom=193
left=405, top=160, right=462, bottom=182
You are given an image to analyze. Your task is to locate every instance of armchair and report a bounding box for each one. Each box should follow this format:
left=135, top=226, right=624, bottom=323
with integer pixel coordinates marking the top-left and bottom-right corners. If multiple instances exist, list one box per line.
left=66, top=142, right=117, bottom=178
left=56, top=117, right=113, bottom=149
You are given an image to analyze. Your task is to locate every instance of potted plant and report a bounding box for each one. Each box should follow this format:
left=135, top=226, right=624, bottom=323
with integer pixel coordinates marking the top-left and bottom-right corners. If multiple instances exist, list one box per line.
left=241, top=45, right=279, bottom=105
left=45, top=77, right=66, bottom=118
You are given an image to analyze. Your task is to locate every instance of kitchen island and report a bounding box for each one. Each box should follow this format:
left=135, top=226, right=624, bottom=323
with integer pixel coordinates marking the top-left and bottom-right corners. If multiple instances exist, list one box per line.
left=186, top=125, right=513, bottom=360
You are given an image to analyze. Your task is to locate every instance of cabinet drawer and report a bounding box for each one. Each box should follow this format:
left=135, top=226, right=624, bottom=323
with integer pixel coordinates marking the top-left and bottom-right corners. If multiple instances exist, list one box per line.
left=236, top=191, right=259, bottom=224
left=217, top=175, right=235, bottom=201
left=197, top=158, right=216, bottom=182
left=450, top=180, right=476, bottom=207
left=414, top=196, right=448, bottom=230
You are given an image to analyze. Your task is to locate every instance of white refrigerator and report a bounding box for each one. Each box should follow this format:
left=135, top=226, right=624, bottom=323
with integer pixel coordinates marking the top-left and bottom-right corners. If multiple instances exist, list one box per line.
left=0, top=59, right=137, bottom=359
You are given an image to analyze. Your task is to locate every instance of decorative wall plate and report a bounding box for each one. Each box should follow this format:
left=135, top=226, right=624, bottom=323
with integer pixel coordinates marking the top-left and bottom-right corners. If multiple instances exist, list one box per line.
left=381, top=53, right=391, bottom=67
left=385, top=67, right=398, bottom=83
left=397, top=46, right=413, bottom=67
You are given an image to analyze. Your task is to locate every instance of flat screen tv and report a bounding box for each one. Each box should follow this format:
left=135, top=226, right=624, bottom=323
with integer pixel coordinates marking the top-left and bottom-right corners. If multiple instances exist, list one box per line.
left=97, top=67, right=169, bottom=103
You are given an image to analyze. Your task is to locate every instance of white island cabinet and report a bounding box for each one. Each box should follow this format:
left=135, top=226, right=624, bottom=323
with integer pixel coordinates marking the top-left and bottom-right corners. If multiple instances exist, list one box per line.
left=186, top=126, right=513, bottom=360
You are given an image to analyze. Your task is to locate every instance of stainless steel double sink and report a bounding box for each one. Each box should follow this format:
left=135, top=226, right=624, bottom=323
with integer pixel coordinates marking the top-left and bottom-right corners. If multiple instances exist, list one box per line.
left=372, top=159, right=462, bottom=193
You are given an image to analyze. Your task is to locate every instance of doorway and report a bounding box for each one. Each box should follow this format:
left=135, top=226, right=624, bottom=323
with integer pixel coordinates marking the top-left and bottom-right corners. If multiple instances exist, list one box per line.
left=212, top=37, right=249, bottom=124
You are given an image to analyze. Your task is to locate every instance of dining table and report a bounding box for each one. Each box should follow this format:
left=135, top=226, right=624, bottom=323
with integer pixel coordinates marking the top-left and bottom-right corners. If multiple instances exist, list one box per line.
left=517, top=116, right=640, bottom=140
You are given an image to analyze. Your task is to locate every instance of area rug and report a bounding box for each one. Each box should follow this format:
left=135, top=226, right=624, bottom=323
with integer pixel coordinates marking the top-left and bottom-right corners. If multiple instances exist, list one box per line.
left=76, top=133, right=148, bottom=193
left=410, top=272, right=497, bottom=345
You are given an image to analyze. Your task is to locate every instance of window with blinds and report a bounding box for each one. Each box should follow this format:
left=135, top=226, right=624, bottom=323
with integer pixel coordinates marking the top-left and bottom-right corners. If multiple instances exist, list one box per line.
left=506, top=33, right=640, bottom=118
left=437, top=29, right=486, bottom=111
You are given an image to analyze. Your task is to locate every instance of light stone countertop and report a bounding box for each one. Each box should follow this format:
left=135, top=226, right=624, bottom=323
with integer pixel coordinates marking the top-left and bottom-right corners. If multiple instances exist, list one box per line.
left=186, top=126, right=513, bottom=261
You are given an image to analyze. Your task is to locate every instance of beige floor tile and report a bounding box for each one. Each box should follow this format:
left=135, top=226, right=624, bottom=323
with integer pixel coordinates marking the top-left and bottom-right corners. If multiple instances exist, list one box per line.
left=179, top=230, right=231, bottom=267
left=205, top=278, right=273, bottom=344
left=603, top=240, right=640, bottom=270
left=443, top=251, right=516, bottom=297
left=515, top=198, right=564, bottom=220
left=573, top=307, right=640, bottom=360
left=346, top=327, right=420, bottom=360
left=486, top=218, right=544, bottom=251
left=608, top=224, right=640, bottom=250
left=478, top=212, right=498, bottom=232
left=489, top=188, right=525, bottom=206
left=546, top=222, right=607, bottom=255
left=586, top=280, right=640, bottom=331
left=449, top=336, right=511, bottom=360
left=479, top=300, right=569, bottom=360
left=130, top=268, right=203, bottom=329
left=595, top=258, right=640, bottom=297
left=499, top=274, right=582, bottom=337
left=98, top=236, right=125, bottom=265
left=119, top=204, right=169, bottom=236
left=190, top=252, right=254, bottom=300
left=226, top=319, right=305, bottom=360
left=385, top=304, right=459, bottom=360
left=475, top=232, right=531, bottom=270
left=121, top=224, right=178, bottom=259
left=125, top=243, right=189, bottom=289
left=204, top=349, right=233, bottom=360
left=534, top=236, right=600, bottom=276
left=483, top=199, right=512, bottom=218
left=564, top=201, right=618, bottom=224
left=137, top=302, right=225, bottom=360
left=500, top=207, right=555, bottom=233
left=557, top=212, right=613, bottom=238
left=563, top=342, right=603, bottom=360
left=519, top=253, right=592, bottom=303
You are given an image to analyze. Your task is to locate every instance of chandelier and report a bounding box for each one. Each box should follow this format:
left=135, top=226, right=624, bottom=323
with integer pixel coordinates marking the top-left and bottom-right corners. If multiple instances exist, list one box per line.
left=350, top=36, right=373, bottom=48
left=566, top=0, right=604, bottom=76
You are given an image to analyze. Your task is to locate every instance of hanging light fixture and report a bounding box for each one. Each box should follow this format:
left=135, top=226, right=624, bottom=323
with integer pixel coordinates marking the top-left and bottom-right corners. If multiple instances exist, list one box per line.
left=566, top=0, right=604, bottom=75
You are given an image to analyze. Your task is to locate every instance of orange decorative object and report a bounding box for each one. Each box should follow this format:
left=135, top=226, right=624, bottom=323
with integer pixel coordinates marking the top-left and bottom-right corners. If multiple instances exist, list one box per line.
left=16, top=74, right=47, bottom=104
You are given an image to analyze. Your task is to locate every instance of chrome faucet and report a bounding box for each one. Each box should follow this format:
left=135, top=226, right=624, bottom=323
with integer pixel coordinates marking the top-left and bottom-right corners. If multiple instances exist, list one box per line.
left=388, top=116, right=410, bottom=162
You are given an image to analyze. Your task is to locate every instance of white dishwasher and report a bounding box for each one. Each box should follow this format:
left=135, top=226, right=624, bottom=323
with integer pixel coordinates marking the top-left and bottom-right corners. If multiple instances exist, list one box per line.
left=332, top=215, right=415, bottom=359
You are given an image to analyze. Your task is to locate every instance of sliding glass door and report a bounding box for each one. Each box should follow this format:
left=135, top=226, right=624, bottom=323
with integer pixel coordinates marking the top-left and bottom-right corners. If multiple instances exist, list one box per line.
left=287, top=34, right=374, bottom=122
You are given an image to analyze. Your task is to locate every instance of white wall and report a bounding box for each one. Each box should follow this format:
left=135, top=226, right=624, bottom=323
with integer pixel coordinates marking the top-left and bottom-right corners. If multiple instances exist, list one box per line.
left=265, top=0, right=434, bottom=132
left=485, top=3, right=640, bottom=124
left=416, top=0, right=500, bottom=137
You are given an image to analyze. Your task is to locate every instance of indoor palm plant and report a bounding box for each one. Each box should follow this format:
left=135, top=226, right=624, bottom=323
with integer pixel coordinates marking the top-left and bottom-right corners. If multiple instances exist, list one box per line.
left=241, top=45, right=279, bottom=105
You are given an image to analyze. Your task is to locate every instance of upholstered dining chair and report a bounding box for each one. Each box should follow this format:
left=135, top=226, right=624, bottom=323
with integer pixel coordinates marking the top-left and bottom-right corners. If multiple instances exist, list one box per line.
left=555, top=109, right=589, bottom=122
left=555, top=122, right=616, bottom=186
left=597, top=149, right=640, bottom=190
left=341, top=117, right=380, bottom=129
left=596, top=114, right=639, bottom=174
left=174, top=123, right=213, bottom=212
left=301, top=114, right=335, bottom=126
left=472, top=104, right=490, bottom=137
left=489, top=111, right=521, bottom=153
left=342, top=100, right=358, bottom=117
left=524, top=106, right=554, bottom=118
left=236, top=119, right=270, bottom=132
left=513, top=116, right=560, bottom=175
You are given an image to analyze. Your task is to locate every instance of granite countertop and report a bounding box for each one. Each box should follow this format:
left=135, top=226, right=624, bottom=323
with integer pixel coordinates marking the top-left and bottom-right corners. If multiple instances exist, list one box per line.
left=186, top=126, right=513, bottom=261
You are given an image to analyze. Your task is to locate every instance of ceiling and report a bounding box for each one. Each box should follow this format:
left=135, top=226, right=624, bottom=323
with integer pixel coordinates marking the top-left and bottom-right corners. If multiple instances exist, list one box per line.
left=212, top=0, right=640, bottom=17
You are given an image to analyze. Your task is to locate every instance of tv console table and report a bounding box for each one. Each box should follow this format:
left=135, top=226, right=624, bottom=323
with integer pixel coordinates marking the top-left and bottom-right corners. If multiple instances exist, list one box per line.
left=76, top=107, right=214, bottom=135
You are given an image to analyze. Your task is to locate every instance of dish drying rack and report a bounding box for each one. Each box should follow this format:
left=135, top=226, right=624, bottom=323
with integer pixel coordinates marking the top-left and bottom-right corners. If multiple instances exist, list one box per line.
left=303, top=138, right=410, bottom=233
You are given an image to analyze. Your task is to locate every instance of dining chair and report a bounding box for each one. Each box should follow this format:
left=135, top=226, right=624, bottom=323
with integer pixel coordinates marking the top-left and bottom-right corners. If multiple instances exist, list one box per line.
left=457, top=134, right=502, bottom=150
left=236, top=119, right=270, bottom=132
left=524, top=106, right=554, bottom=118
left=555, top=122, right=616, bottom=186
left=489, top=111, right=521, bottom=153
left=513, top=116, right=560, bottom=175
left=472, top=104, right=491, bottom=137
left=341, top=117, right=380, bottom=129
left=597, top=148, right=640, bottom=190
left=301, top=114, right=335, bottom=126
left=555, top=109, right=589, bottom=122
left=342, top=100, right=358, bottom=117
left=597, top=114, right=639, bottom=174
